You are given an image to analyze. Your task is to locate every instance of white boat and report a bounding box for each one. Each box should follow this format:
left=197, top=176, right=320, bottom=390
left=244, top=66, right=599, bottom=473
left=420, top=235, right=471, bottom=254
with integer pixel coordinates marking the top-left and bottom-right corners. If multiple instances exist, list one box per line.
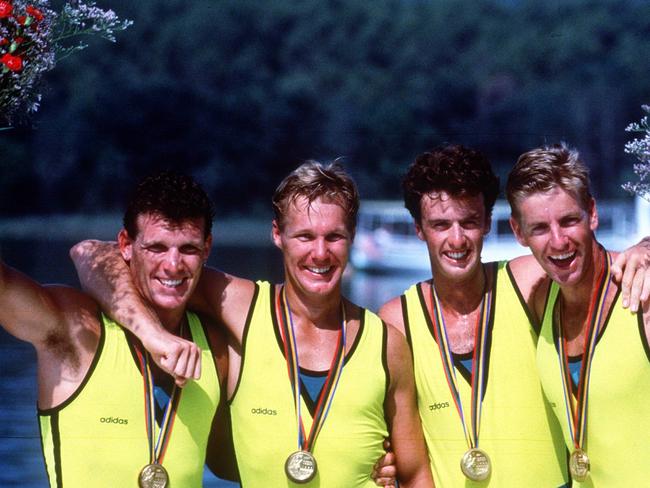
left=350, top=197, right=650, bottom=273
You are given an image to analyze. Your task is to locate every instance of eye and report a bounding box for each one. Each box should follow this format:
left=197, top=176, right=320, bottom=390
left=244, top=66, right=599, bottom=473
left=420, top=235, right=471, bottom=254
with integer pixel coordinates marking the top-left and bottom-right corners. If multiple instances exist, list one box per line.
left=295, top=233, right=313, bottom=242
left=461, top=219, right=481, bottom=230
left=180, top=245, right=202, bottom=255
left=430, top=221, right=450, bottom=231
left=327, top=232, right=348, bottom=242
left=146, top=244, right=167, bottom=253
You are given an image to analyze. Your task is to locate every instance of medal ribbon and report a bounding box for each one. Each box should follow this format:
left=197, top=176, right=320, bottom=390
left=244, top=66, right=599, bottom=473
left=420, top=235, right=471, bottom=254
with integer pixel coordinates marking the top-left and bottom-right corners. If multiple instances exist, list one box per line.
left=429, top=268, right=492, bottom=450
left=134, top=322, right=184, bottom=466
left=276, top=286, right=347, bottom=453
left=556, top=249, right=611, bottom=451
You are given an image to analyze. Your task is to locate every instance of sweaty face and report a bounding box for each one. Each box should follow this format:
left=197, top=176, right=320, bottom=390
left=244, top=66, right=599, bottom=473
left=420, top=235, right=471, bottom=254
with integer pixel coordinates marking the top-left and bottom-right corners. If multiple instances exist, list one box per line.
left=416, top=192, right=490, bottom=285
left=119, top=213, right=211, bottom=324
left=510, top=187, right=598, bottom=287
left=272, top=196, right=352, bottom=300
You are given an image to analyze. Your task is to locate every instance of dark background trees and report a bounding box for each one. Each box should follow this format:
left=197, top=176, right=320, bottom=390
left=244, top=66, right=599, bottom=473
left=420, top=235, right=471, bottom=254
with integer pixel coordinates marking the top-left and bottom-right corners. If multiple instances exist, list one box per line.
left=2, top=0, right=649, bottom=216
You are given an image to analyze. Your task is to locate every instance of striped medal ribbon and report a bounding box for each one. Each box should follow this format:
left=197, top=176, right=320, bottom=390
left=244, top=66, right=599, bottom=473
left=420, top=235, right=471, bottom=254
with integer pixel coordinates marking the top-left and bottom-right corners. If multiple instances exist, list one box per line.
left=277, top=286, right=347, bottom=484
left=429, top=266, right=493, bottom=482
left=557, top=249, right=611, bottom=482
left=134, top=322, right=185, bottom=488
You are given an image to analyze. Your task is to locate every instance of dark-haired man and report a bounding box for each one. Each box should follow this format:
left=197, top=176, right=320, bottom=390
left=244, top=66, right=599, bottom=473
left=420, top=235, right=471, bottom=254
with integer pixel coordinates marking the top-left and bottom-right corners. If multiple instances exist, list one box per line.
left=377, top=144, right=649, bottom=486
left=0, top=172, right=226, bottom=487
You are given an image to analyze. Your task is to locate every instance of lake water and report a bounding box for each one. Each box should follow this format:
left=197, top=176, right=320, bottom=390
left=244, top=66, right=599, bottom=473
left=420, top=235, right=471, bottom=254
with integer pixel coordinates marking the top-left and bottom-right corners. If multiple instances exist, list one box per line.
left=0, top=237, right=427, bottom=487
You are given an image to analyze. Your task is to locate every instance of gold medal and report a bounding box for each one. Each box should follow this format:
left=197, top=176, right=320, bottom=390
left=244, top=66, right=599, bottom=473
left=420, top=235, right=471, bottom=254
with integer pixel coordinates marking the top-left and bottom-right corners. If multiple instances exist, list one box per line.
left=460, top=448, right=491, bottom=481
left=285, top=450, right=317, bottom=483
left=139, top=463, right=169, bottom=488
left=569, top=449, right=590, bottom=482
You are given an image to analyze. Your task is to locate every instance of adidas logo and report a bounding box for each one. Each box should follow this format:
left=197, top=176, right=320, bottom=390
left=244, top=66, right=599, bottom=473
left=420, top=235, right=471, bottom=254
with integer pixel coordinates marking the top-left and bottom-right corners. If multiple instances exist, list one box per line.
left=250, top=407, right=278, bottom=416
left=428, top=402, right=450, bottom=411
left=99, top=416, right=129, bottom=425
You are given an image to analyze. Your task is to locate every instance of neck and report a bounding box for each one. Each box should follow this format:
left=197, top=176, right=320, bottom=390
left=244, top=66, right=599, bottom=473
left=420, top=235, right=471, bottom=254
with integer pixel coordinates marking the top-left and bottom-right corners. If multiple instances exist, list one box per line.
left=282, top=283, right=343, bottom=331
left=155, top=308, right=186, bottom=336
left=432, top=264, right=487, bottom=316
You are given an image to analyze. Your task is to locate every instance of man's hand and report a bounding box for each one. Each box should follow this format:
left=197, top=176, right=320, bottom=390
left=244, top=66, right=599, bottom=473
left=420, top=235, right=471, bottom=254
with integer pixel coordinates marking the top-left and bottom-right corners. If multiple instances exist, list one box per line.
left=612, top=237, right=650, bottom=312
left=142, top=328, right=202, bottom=387
left=372, top=439, right=397, bottom=487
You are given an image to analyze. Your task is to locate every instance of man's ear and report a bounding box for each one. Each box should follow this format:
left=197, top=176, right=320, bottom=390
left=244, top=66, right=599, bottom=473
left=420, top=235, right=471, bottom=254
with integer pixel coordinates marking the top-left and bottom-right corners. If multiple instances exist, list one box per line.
left=587, top=197, right=599, bottom=232
left=271, top=220, right=282, bottom=250
left=117, top=229, right=133, bottom=261
left=204, top=234, right=213, bottom=262
left=509, top=216, right=528, bottom=247
left=414, top=221, right=425, bottom=242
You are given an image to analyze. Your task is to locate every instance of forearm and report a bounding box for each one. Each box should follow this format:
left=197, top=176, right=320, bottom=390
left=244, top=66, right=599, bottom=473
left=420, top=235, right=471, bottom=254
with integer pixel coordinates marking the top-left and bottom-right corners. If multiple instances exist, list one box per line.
left=70, top=240, right=164, bottom=339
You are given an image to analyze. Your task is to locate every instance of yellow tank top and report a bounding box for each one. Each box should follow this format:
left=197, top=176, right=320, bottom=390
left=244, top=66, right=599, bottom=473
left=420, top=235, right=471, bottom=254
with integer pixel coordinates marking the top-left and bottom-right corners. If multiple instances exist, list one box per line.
left=538, top=281, right=650, bottom=486
left=39, top=312, right=219, bottom=487
left=230, top=281, right=389, bottom=487
left=403, top=261, right=567, bottom=486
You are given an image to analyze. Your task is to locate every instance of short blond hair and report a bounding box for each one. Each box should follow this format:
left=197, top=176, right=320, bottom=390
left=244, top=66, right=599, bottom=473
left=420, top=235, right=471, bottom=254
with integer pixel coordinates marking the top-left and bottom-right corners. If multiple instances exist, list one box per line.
left=506, top=143, right=592, bottom=221
left=272, top=160, right=360, bottom=234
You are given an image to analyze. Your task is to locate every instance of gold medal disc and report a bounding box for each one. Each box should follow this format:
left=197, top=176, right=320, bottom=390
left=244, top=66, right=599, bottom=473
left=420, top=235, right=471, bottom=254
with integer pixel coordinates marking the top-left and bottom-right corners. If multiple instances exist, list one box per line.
left=285, top=450, right=317, bottom=483
left=139, top=463, right=169, bottom=488
left=569, top=449, right=590, bottom=482
left=460, top=448, right=491, bottom=481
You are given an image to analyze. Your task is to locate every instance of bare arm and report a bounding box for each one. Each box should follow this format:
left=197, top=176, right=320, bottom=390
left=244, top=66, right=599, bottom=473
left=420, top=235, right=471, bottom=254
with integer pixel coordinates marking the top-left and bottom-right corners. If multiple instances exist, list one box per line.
left=379, top=296, right=406, bottom=335
left=70, top=239, right=201, bottom=384
left=0, top=260, right=66, bottom=345
left=385, top=325, right=434, bottom=487
left=610, top=236, right=650, bottom=311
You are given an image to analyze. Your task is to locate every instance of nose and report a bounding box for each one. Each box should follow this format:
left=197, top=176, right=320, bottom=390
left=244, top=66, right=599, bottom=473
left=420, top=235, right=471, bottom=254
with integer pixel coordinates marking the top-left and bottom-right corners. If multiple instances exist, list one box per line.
left=312, top=238, right=329, bottom=261
left=163, top=248, right=182, bottom=273
left=448, top=223, right=466, bottom=249
left=549, top=225, right=568, bottom=249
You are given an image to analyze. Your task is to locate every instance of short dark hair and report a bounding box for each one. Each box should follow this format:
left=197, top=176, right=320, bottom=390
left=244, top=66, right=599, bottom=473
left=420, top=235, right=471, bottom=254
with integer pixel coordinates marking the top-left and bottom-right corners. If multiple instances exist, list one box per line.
left=272, top=160, right=360, bottom=235
left=402, top=144, right=500, bottom=223
left=123, top=172, right=215, bottom=239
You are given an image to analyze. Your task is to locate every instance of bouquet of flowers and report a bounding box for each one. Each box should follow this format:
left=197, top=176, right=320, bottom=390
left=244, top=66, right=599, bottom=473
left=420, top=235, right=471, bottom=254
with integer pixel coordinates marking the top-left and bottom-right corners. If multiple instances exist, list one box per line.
left=623, top=105, right=650, bottom=200
left=0, top=0, right=131, bottom=125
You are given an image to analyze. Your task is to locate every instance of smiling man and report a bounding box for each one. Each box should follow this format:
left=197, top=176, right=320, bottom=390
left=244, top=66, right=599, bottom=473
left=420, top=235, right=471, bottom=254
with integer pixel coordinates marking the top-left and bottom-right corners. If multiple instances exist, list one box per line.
left=0, top=172, right=227, bottom=487
left=506, top=143, right=650, bottom=485
left=72, top=161, right=434, bottom=487
left=376, top=144, right=650, bottom=487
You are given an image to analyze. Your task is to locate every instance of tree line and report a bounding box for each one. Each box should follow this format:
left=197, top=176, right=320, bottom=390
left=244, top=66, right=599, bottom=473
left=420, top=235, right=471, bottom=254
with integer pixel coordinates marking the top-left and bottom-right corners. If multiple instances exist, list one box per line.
left=2, top=0, right=649, bottom=216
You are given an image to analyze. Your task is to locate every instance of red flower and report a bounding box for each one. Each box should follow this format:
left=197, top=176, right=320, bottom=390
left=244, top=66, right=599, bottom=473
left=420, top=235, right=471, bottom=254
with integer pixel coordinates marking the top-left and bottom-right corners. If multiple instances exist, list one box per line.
left=1, top=53, right=23, bottom=72
left=15, top=14, right=26, bottom=24
left=0, top=38, right=8, bottom=46
left=14, top=36, right=24, bottom=44
left=26, top=5, right=44, bottom=22
left=0, top=1, right=13, bottom=18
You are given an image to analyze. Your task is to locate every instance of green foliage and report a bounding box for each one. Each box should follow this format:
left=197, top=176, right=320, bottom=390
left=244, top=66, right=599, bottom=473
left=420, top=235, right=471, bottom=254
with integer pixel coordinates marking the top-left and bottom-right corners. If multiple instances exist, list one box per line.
left=3, top=0, right=650, bottom=215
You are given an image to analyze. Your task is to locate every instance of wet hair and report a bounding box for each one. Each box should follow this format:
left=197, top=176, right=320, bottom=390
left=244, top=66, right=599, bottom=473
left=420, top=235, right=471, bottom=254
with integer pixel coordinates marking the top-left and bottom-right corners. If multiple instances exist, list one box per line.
left=272, top=160, right=360, bottom=234
left=506, top=142, right=592, bottom=221
left=402, top=144, right=500, bottom=223
left=123, top=171, right=215, bottom=239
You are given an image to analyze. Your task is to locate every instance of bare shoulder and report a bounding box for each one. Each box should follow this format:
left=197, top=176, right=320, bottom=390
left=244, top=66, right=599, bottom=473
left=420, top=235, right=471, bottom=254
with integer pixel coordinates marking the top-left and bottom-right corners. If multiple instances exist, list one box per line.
left=378, top=295, right=405, bottom=334
left=508, top=255, right=550, bottom=324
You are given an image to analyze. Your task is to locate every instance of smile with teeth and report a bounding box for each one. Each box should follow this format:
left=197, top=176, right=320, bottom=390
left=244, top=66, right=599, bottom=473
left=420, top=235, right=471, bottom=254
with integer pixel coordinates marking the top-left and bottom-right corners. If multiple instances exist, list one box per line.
left=445, top=250, right=469, bottom=260
left=158, top=278, right=184, bottom=288
left=548, top=251, right=576, bottom=264
left=306, top=266, right=332, bottom=275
